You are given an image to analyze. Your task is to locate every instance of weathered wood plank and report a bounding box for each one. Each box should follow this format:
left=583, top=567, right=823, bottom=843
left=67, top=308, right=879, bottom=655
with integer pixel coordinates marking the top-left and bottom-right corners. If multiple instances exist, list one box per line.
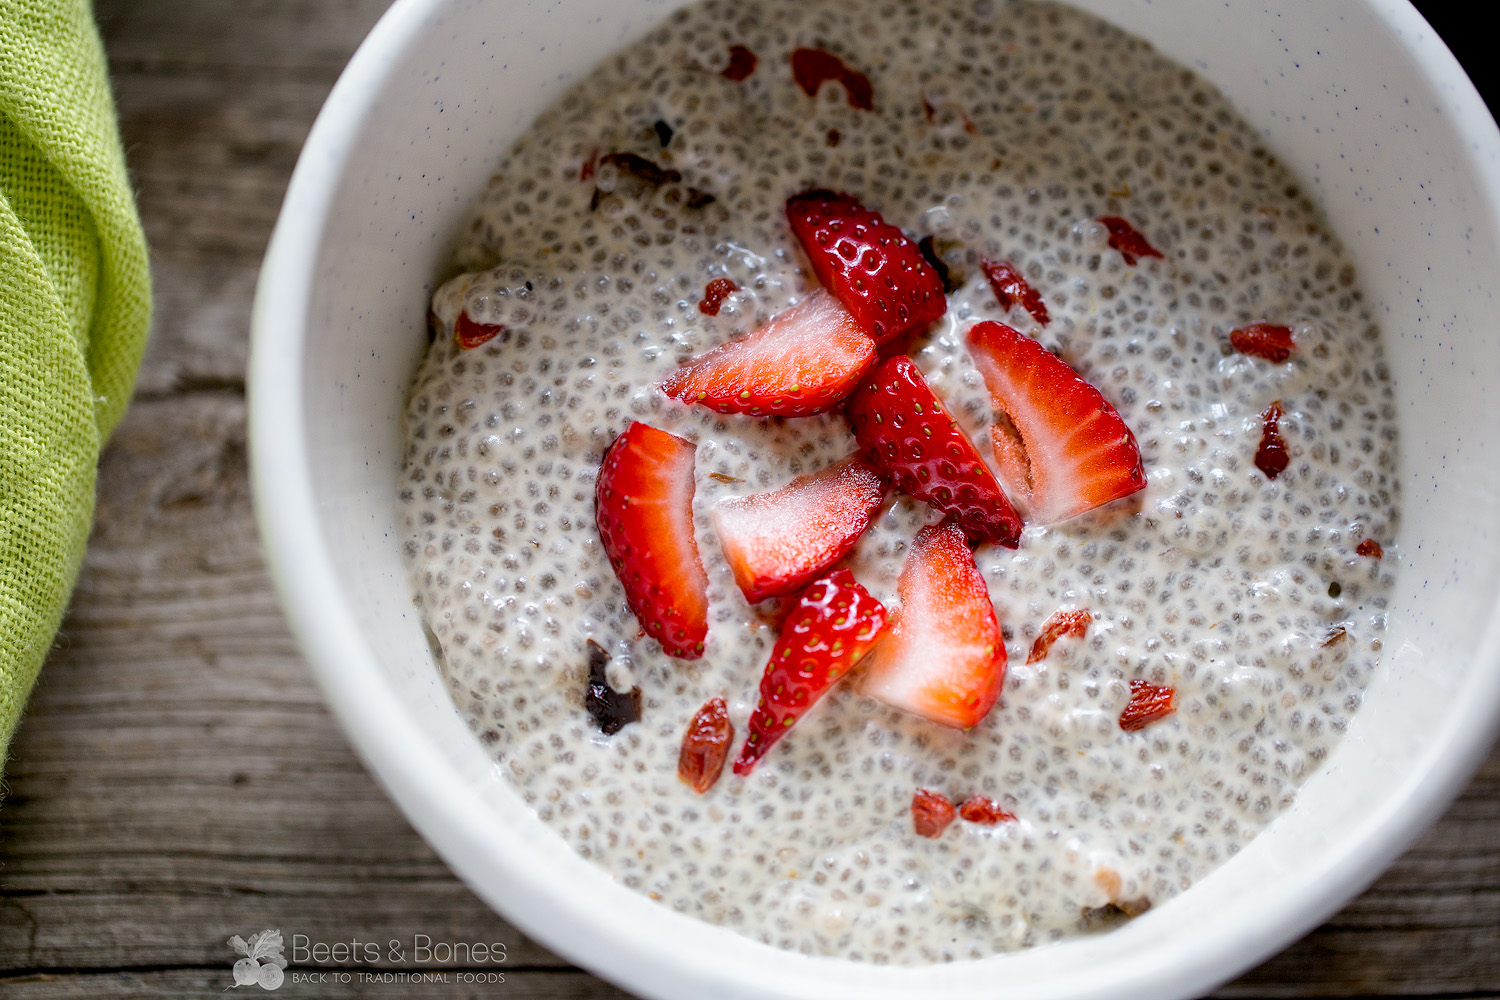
left=0, top=969, right=635, bottom=999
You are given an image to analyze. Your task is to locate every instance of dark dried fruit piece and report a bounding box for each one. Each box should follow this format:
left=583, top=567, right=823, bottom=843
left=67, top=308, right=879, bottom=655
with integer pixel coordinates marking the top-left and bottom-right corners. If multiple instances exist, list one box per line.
left=1099, top=216, right=1164, bottom=266
left=454, top=311, right=505, bottom=350
left=678, top=696, right=734, bottom=793
left=653, top=120, right=674, bottom=147
left=1229, top=322, right=1296, bottom=362
left=1356, top=538, right=1384, bottom=559
left=1254, top=400, right=1290, bottom=480
left=911, top=789, right=956, bottom=838
left=1119, top=678, right=1177, bottom=732
left=722, top=44, right=757, bottom=81
left=790, top=48, right=874, bottom=110
left=585, top=640, right=642, bottom=735
left=598, top=152, right=682, bottom=186
left=958, top=795, right=1016, bottom=825
left=981, top=258, right=1050, bottom=326
left=1027, top=608, right=1090, bottom=664
left=698, top=277, right=739, bottom=316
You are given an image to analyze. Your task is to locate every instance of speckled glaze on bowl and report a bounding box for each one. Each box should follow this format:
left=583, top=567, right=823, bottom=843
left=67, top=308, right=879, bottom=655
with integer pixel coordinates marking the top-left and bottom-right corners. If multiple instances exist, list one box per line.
left=249, top=2, right=1500, bottom=998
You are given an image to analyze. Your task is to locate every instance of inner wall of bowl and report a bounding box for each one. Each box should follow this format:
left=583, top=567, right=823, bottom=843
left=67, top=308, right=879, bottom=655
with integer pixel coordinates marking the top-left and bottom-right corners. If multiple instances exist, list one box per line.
left=290, top=0, right=1500, bottom=996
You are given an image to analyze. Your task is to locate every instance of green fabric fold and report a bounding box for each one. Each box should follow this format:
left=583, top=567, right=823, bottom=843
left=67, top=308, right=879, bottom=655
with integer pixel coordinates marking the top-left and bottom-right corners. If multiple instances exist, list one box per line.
left=1, top=0, right=151, bottom=769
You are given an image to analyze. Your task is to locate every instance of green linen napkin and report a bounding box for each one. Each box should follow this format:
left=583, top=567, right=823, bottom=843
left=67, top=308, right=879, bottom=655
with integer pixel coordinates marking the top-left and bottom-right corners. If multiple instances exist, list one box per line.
left=1, top=0, right=151, bottom=771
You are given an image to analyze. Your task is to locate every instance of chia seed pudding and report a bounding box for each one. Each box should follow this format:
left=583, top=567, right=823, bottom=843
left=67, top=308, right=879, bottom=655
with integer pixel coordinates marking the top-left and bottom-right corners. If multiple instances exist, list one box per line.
left=398, top=0, right=1400, bottom=962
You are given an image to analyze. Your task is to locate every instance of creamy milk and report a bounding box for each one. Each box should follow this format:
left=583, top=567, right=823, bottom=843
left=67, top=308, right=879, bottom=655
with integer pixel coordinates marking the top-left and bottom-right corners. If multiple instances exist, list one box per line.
left=399, top=0, right=1400, bottom=962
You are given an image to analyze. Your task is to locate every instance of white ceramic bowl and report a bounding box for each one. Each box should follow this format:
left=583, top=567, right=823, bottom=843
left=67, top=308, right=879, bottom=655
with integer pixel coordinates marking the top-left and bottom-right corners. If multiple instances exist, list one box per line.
left=249, top=2, right=1500, bottom=997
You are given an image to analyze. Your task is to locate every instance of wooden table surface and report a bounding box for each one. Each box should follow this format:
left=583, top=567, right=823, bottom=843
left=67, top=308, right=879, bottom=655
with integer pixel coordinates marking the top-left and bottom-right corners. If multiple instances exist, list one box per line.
left=1, top=1, right=1496, bottom=997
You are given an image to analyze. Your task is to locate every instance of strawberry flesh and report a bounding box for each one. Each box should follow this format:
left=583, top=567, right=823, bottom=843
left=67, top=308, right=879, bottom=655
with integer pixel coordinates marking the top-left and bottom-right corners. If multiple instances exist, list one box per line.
left=698, top=277, right=739, bottom=317
left=679, top=696, right=734, bottom=793
left=1356, top=538, right=1384, bottom=559
left=712, top=456, right=887, bottom=603
left=911, top=789, right=957, bottom=838
left=594, top=422, right=709, bottom=659
left=454, top=311, right=505, bottom=350
left=844, top=355, right=1022, bottom=547
left=733, top=569, right=888, bottom=774
left=660, top=288, right=877, bottom=416
left=1120, top=679, right=1177, bottom=732
left=722, top=44, right=757, bottom=81
left=789, top=49, right=873, bottom=110
left=1230, top=323, right=1296, bottom=362
left=1255, top=401, right=1290, bottom=480
left=958, top=795, right=1017, bottom=824
left=1027, top=608, right=1090, bottom=664
left=1099, top=216, right=1164, bottom=266
left=981, top=258, right=1050, bottom=326
left=786, top=190, right=946, bottom=345
left=858, top=520, right=1006, bottom=729
left=966, top=320, right=1146, bottom=525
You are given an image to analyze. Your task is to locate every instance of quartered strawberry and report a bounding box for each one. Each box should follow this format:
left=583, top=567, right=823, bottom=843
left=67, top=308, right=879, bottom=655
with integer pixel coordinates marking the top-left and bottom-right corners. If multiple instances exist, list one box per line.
left=1229, top=323, right=1296, bottom=362
left=454, top=311, right=505, bottom=350
left=1027, top=608, right=1091, bottom=664
left=712, top=456, right=887, bottom=603
left=858, top=521, right=1006, bottom=729
left=844, top=355, right=1023, bottom=547
left=1254, top=400, right=1290, bottom=480
left=981, top=258, right=1050, bottom=326
left=1099, top=216, right=1164, bottom=266
left=911, top=789, right=957, bottom=838
left=966, top=321, right=1146, bottom=525
left=660, top=288, right=877, bottom=416
left=1119, top=679, right=1177, bottom=732
left=785, top=190, right=947, bottom=345
left=594, top=422, right=709, bottom=659
left=958, top=795, right=1016, bottom=825
left=733, top=570, right=888, bottom=775
left=679, top=696, right=734, bottom=793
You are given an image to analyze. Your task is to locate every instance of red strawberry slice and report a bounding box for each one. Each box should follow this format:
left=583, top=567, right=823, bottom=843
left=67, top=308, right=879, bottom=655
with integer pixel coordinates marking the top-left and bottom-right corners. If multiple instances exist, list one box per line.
left=594, top=422, right=709, bottom=659
left=980, top=258, right=1050, bottom=326
left=966, top=321, right=1146, bottom=524
left=660, top=289, right=877, bottom=416
left=712, top=456, right=886, bottom=603
left=786, top=190, right=946, bottom=345
left=911, top=789, right=957, bottom=838
left=1099, top=216, right=1164, bottom=266
left=858, top=521, right=1006, bottom=729
left=1027, top=608, right=1091, bottom=664
left=1229, top=323, right=1296, bottom=362
left=844, top=355, right=1023, bottom=547
left=1119, top=679, right=1177, bottom=732
left=733, top=569, right=888, bottom=774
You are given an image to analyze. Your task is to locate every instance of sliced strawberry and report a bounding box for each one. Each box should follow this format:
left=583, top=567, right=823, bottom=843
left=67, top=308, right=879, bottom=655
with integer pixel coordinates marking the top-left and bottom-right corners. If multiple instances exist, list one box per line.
left=911, top=789, right=957, bottom=838
left=1229, top=322, right=1296, bottom=362
left=1119, top=679, right=1177, bottom=732
left=454, top=311, right=505, bottom=350
left=786, top=190, right=946, bottom=345
left=966, top=321, right=1146, bottom=525
left=594, top=422, right=709, bottom=659
left=980, top=258, right=1050, bottom=326
left=844, top=355, right=1022, bottom=547
left=858, top=521, right=1006, bottom=729
left=712, top=457, right=886, bottom=603
left=1254, top=400, right=1290, bottom=480
left=1099, top=216, right=1164, bottom=266
left=1027, top=608, right=1091, bottom=664
left=958, top=795, right=1017, bottom=825
left=679, top=696, right=734, bottom=793
left=660, top=288, right=877, bottom=416
left=733, top=569, right=888, bottom=774
left=1356, top=538, right=1384, bottom=559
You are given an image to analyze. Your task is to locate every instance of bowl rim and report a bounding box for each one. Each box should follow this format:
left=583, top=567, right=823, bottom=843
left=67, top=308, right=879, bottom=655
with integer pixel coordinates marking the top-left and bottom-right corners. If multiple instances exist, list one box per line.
left=249, top=1, right=1500, bottom=997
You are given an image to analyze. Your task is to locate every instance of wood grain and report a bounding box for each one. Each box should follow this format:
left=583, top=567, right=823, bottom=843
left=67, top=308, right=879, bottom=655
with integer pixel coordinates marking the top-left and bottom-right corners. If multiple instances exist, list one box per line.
left=0, top=0, right=1496, bottom=997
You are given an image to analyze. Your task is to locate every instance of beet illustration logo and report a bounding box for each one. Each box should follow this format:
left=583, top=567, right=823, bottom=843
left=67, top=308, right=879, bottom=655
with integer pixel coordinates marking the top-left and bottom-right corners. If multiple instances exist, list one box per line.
left=227, top=929, right=287, bottom=990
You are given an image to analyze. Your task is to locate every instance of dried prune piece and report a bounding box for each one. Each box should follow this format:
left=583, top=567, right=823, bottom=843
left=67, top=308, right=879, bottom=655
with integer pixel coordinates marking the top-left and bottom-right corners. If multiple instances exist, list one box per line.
left=584, top=640, right=641, bottom=736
